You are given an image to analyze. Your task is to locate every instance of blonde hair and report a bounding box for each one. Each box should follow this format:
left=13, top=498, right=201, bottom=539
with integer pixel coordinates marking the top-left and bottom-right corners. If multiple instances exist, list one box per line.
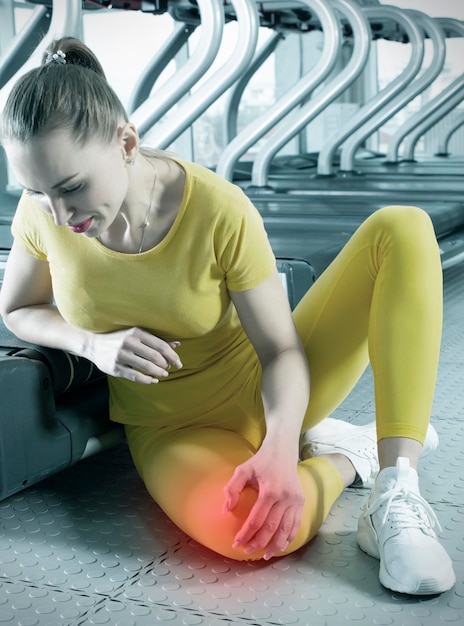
left=1, top=37, right=128, bottom=146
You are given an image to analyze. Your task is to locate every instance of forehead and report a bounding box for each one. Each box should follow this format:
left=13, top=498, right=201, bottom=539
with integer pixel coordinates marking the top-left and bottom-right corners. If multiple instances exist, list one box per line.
left=5, top=130, right=117, bottom=189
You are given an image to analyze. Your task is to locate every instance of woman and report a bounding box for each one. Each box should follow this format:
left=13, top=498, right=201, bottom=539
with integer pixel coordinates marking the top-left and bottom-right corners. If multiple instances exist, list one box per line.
left=0, top=37, right=455, bottom=595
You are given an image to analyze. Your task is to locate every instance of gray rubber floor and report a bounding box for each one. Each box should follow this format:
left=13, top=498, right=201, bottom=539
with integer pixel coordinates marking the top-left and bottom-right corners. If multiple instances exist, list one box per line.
left=0, top=264, right=462, bottom=626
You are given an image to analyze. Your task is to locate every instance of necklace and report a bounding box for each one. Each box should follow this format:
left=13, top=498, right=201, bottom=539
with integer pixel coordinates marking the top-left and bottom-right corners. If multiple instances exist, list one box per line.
left=97, top=157, right=157, bottom=253
left=137, top=157, right=157, bottom=253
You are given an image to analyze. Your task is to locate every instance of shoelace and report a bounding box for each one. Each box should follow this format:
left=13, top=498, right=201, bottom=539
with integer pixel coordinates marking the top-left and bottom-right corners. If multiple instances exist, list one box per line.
left=366, top=485, right=442, bottom=535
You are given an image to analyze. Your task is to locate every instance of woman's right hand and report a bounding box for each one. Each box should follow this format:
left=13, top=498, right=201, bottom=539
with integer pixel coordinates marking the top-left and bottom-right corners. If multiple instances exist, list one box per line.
left=86, top=327, right=183, bottom=384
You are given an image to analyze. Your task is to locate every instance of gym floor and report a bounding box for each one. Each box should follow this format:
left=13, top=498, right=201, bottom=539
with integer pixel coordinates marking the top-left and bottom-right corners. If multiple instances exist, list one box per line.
left=0, top=265, right=462, bottom=626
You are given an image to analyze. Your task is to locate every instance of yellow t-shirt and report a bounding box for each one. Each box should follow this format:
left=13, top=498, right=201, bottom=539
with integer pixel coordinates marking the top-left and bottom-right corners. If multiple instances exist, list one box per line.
left=11, top=159, right=277, bottom=427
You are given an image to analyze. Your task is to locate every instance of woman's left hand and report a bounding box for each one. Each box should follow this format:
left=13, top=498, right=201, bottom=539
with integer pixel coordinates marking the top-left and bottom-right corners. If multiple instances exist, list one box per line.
left=223, top=447, right=304, bottom=560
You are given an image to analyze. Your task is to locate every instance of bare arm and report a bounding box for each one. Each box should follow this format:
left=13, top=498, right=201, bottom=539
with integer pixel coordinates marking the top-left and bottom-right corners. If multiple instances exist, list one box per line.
left=0, top=240, right=182, bottom=382
left=0, top=239, right=87, bottom=351
left=231, top=269, right=310, bottom=454
left=224, top=269, right=310, bottom=558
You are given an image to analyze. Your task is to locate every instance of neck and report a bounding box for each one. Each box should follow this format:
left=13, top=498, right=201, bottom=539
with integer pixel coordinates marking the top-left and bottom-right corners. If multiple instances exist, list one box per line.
left=100, top=156, right=158, bottom=253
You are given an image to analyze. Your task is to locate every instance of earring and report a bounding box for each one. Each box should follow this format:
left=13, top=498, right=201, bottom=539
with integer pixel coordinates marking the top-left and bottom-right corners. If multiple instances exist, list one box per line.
left=127, top=158, right=135, bottom=167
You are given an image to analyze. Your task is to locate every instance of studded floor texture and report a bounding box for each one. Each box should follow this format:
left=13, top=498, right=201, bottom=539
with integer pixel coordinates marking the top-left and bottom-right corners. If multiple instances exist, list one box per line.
left=0, top=263, right=463, bottom=626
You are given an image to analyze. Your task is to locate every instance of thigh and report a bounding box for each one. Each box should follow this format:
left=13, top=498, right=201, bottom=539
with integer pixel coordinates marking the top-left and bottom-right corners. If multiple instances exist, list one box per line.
left=126, top=424, right=260, bottom=558
left=126, top=424, right=343, bottom=561
left=293, top=212, right=377, bottom=427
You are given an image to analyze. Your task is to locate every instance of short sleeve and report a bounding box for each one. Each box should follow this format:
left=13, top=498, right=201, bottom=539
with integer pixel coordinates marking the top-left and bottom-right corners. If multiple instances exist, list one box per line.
left=218, top=193, right=276, bottom=291
left=11, top=192, right=49, bottom=260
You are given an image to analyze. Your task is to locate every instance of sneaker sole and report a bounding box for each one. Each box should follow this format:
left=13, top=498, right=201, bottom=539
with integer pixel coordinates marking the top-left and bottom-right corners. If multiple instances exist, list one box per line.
left=379, top=562, right=456, bottom=595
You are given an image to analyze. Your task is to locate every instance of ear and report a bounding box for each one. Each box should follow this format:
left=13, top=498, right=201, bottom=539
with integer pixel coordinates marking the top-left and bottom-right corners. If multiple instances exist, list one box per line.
left=118, top=122, right=139, bottom=163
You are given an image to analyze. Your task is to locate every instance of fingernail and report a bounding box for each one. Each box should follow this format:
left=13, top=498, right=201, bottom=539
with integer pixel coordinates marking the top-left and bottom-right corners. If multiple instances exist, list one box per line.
left=263, top=552, right=273, bottom=561
left=175, top=360, right=183, bottom=369
left=244, top=546, right=255, bottom=555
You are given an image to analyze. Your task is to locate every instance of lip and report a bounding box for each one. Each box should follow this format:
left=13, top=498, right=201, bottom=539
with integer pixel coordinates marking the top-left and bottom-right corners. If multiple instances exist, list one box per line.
left=67, top=217, right=93, bottom=233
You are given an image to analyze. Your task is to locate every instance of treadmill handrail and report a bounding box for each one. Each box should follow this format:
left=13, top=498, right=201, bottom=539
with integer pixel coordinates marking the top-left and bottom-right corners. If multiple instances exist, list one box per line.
left=127, top=21, right=197, bottom=114
left=0, top=0, right=83, bottom=111
left=401, top=76, right=464, bottom=161
left=149, top=0, right=260, bottom=149
left=393, top=17, right=464, bottom=162
left=0, top=5, right=47, bottom=90
left=251, top=0, right=372, bottom=188
left=215, top=0, right=342, bottom=181
left=130, top=0, right=224, bottom=138
left=435, top=17, right=464, bottom=39
left=436, top=109, right=464, bottom=156
left=223, top=30, right=284, bottom=145
left=339, top=9, right=446, bottom=172
left=317, top=5, right=424, bottom=176
left=381, top=11, right=447, bottom=164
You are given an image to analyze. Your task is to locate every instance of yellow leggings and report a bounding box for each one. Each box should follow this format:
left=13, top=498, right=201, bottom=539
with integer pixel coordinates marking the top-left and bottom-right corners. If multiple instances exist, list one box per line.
left=126, top=205, right=443, bottom=560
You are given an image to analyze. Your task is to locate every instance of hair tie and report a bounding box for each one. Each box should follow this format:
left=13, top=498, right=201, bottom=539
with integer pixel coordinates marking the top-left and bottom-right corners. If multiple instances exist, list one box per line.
left=46, top=50, right=66, bottom=65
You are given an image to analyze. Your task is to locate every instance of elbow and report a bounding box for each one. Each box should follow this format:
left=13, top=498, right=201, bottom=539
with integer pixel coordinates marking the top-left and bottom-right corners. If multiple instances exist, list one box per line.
left=0, top=306, right=18, bottom=334
left=0, top=299, right=25, bottom=336
left=0, top=296, right=10, bottom=326
left=0, top=306, right=34, bottom=345
left=0, top=291, right=13, bottom=326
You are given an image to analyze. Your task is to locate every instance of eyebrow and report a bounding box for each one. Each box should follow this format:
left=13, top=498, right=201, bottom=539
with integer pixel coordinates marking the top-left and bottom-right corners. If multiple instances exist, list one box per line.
left=51, top=173, right=79, bottom=189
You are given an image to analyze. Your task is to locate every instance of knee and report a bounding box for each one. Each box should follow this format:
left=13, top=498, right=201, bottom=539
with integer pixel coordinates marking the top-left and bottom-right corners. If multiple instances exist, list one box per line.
left=181, top=464, right=327, bottom=561
left=181, top=475, right=265, bottom=561
left=374, top=205, right=436, bottom=242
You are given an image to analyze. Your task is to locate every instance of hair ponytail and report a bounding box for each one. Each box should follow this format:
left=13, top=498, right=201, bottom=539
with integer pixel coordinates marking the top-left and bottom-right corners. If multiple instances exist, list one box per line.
left=1, top=37, right=128, bottom=146
left=41, top=36, right=106, bottom=77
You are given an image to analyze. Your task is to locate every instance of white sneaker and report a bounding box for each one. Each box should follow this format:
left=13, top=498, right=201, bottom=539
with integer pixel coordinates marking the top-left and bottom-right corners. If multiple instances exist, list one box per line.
left=357, top=457, right=456, bottom=595
left=300, top=418, right=439, bottom=488
left=300, top=419, right=378, bottom=486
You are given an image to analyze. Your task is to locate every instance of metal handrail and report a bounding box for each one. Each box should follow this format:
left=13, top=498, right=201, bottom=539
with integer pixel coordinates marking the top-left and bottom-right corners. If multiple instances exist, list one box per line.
left=0, top=5, right=47, bottom=89
left=0, top=0, right=83, bottom=111
left=402, top=78, right=464, bottom=161
left=435, top=17, right=464, bottom=39
left=317, top=5, right=424, bottom=175
left=339, top=9, right=446, bottom=170
left=216, top=0, right=342, bottom=181
left=436, top=110, right=464, bottom=156
left=128, top=22, right=197, bottom=114
left=251, top=0, right=372, bottom=187
left=383, top=11, right=447, bottom=163
left=150, top=0, right=260, bottom=149
left=223, top=30, right=284, bottom=145
left=395, top=17, right=464, bottom=161
left=131, top=0, right=224, bottom=138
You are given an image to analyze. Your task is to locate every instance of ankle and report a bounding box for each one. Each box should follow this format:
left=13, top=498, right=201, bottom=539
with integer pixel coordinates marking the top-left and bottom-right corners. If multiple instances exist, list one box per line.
left=378, top=437, right=422, bottom=471
left=373, top=457, right=420, bottom=496
left=319, top=453, right=357, bottom=488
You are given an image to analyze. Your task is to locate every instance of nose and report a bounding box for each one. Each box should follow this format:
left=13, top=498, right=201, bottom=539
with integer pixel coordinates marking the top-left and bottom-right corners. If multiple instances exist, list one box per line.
left=47, top=196, right=74, bottom=226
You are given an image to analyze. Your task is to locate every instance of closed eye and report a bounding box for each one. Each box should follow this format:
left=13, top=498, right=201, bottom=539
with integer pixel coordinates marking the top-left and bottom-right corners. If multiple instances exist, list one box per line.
left=25, top=184, right=83, bottom=197
left=61, top=184, right=83, bottom=195
left=25, top=189, right=43, bottom=197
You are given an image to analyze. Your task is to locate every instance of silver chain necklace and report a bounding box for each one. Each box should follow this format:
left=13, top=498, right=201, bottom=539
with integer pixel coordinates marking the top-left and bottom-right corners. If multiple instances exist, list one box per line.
left=137, top=157, right=157, bottom=253
left=98, top=157, right=157, bottom=253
